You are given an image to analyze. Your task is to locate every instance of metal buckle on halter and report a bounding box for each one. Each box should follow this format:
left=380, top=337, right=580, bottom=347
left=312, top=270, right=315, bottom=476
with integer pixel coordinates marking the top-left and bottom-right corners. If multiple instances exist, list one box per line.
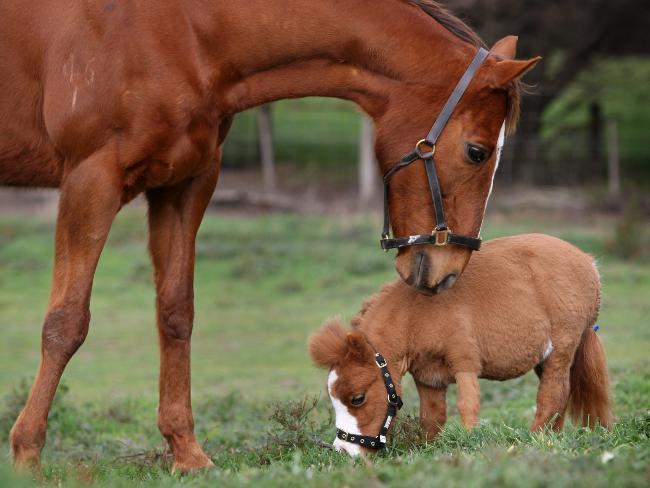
left=381, top=233, right=390, bottom=253
left=387, top=394, right=400, bottom=406
left=415, top=139, right=436, bottom=159
left=375, top=354, right=387, bottom=368
left=433, top=228, right=450, bottom=246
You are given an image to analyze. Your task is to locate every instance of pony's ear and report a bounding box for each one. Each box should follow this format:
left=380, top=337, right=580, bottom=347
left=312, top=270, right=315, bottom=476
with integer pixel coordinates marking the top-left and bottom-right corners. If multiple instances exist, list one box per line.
left=489, top=57, right=542, bottom=88
left=491, top=35, right=519, bottom=60
left=346, top=331, right=373, bottom=362
left=309, top=319, right=348, bottom=368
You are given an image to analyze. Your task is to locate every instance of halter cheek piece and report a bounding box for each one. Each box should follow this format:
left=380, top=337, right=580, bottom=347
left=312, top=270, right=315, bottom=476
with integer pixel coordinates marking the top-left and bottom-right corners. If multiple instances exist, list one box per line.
left=335, top=353, right=403, bottom=450
left=380, top=48, right=490, bottom=252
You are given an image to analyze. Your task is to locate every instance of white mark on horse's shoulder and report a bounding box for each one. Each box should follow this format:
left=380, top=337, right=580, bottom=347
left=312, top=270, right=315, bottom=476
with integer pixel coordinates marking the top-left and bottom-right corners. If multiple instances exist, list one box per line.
left=71, top=88, right=78, bottom=109
left=327, top=369, right=361, bottom=456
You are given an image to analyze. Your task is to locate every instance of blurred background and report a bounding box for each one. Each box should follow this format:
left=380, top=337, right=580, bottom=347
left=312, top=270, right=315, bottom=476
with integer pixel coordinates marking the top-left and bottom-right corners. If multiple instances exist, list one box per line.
left=0, top=1, right=648, bottom=483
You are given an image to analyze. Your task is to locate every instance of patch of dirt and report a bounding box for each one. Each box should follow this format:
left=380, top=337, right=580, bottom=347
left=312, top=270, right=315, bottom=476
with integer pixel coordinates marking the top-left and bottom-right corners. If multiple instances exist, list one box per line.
left=0, top=166, right=641, bottom=219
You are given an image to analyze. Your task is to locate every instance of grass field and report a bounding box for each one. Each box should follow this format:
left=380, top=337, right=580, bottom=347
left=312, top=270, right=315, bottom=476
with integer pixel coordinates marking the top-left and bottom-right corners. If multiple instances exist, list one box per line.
left=0, top=208, right=648, bottom=487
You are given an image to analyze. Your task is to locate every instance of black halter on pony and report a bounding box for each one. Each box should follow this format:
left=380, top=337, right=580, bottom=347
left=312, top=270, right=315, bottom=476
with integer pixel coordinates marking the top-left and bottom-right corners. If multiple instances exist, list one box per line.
left=335, top=352, right=403, bottom=450
left=380, top=47, right=489, bottom=252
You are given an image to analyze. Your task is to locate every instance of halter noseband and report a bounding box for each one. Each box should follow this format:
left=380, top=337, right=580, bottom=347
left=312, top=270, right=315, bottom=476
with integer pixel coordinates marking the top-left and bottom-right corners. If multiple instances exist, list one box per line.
left=380, top=47, right=489, bottom=252
left=335, top=352, right=403, bottom=450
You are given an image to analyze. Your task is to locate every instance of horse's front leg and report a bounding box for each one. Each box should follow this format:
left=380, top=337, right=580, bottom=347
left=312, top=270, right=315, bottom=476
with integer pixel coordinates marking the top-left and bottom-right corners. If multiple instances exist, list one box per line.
left=414, top=380, right=447, bottom=439
left=146, top=167, right=219, bottom=473
left=10, top=150, right=122, bottom=470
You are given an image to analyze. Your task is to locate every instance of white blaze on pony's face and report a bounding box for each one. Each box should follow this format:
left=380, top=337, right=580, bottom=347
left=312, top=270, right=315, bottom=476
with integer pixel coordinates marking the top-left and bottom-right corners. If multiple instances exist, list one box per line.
left=328, top=369, right=362, bottom=456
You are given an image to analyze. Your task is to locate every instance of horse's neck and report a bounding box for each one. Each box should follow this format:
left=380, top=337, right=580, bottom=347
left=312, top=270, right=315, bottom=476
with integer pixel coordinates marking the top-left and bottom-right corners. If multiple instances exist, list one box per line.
left=204, top=0, right=472, bottom=114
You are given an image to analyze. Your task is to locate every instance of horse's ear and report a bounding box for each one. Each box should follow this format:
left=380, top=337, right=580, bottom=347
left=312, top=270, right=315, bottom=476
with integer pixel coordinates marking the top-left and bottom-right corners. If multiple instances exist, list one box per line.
left=309, top=319, right=348, bottom=368
left=346, top=331, right=372, bottom=362
left=491, top=35, right=519, bottom=60
left=489, top=56, right=542, bottom=88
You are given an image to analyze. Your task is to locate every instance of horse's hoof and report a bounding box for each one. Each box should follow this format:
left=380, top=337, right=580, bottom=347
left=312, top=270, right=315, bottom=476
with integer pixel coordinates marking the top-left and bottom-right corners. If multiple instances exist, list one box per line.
left=11, top=451, right=42, bottom=474
left=171, top=456, right=215, bottom=475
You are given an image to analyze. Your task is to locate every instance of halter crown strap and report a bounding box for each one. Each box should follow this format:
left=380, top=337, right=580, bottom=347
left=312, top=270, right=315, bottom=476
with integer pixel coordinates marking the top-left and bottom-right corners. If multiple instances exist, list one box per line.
left=380, top=47, right=489, bottom=252
left=425, top=48, right=490, bottom=145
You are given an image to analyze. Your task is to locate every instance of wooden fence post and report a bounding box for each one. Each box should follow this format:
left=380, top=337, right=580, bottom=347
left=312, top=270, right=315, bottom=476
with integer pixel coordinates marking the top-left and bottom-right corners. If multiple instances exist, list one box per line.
left=606, top=118, right=621, bottom=201
left=258, top=104, right=276, bottom=194
left=358, top=113, right=378, bottom=208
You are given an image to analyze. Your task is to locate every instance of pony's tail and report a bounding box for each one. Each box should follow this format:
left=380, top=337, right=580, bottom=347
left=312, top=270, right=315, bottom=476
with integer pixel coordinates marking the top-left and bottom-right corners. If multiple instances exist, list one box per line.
left=568, top=327, right=613, bottom=429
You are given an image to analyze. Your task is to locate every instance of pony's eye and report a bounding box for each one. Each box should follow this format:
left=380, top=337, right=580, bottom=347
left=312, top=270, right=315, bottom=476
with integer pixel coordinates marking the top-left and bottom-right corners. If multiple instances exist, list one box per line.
left=465, top=143, right=489, bottom=165
left=350, top=394, right=366, bottom=407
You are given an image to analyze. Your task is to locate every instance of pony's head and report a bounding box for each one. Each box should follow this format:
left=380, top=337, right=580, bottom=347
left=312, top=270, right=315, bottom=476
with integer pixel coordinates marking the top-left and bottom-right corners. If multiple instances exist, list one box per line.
left=370, top=36, right=540, bottom=294
left=309, top=320, right=403, bottom=456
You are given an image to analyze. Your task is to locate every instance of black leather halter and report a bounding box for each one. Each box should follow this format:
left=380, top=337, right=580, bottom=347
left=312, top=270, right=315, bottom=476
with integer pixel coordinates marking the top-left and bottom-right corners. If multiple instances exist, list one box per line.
left=380, top=48, right=489, bottom=252
left=335, top=353, right=403, bottom=450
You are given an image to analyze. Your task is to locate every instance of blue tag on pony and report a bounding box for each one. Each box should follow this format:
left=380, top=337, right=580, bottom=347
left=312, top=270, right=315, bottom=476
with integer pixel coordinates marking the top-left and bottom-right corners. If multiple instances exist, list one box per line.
left=592, top=325, right=600, bottom=332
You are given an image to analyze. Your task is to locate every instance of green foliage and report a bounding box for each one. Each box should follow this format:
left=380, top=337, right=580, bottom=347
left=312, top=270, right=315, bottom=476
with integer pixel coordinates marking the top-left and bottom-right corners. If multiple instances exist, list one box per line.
left=222, top=98, right=360, bottom=171
left=543, top=57, right=650, bottom=184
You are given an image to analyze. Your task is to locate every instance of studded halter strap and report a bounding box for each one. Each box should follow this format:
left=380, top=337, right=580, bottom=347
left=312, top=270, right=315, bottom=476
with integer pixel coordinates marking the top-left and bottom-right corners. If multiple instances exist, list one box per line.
left=380, top=47, right=489, bottom=252
left=335, top=352, right=403, bottom=450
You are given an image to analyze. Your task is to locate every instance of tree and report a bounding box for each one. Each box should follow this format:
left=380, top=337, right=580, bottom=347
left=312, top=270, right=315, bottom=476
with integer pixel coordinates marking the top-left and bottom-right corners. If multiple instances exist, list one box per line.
left=449, top=0, right=650, bottom=182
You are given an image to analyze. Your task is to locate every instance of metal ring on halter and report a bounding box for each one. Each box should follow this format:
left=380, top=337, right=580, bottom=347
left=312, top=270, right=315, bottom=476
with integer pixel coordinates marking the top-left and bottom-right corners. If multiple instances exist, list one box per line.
left=415, top=139, right=436, bottom=159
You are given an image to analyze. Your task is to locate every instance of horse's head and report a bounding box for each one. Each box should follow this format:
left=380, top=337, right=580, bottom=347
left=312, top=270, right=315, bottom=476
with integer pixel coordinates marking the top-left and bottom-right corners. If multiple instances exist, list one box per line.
left=309, top=320, right=402, bottom=456
left=371, top=37, right=540, bottom=294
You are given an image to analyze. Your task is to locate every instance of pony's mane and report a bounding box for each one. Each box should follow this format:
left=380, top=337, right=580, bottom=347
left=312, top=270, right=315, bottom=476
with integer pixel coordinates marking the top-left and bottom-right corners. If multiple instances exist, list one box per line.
left=407, top=0, right=522, bottom=133
left=350, top=282, right=396, bottom=330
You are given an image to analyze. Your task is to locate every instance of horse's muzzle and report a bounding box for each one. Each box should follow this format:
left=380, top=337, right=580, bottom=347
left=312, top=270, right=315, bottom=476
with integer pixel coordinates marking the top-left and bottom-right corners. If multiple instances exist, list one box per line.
left=402, top=250, right=460, bottom=295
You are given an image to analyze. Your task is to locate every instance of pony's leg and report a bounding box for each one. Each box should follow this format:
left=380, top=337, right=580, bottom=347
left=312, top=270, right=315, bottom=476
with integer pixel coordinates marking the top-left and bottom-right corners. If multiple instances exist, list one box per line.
left=414, top=380, right=447, bottom=438
left=9, top=153, right=122, bottom=469
left=146, top=168, right=219, bottom=473
left=531, top=353, right=571, bottom=431
left=455, top=372, right=480, bottom=428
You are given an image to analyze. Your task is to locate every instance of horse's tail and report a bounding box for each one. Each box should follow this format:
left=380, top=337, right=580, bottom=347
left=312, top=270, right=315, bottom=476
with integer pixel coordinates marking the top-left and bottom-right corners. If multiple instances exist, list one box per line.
left=567, top=327, right=613, bottom=429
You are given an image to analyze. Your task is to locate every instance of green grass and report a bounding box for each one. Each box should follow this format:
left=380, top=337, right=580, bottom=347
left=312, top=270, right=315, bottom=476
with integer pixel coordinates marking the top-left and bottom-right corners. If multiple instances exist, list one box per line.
left=0, top=209, right=648, bottom=486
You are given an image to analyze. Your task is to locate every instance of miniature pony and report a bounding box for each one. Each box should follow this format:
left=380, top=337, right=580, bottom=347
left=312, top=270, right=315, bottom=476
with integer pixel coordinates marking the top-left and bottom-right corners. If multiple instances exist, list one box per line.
left=309, top=234, right=613, bottom=455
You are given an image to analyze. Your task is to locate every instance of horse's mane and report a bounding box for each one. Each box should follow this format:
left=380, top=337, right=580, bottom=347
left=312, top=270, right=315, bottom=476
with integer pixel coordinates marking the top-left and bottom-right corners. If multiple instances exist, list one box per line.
left=407, top=0, right=522, bottom=134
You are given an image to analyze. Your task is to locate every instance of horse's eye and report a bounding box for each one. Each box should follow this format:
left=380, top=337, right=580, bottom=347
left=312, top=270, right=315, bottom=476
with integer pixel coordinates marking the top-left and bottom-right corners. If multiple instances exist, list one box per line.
left=465, top=144, right=489, bottom=165
left=350, top=394, right=366, bottom=407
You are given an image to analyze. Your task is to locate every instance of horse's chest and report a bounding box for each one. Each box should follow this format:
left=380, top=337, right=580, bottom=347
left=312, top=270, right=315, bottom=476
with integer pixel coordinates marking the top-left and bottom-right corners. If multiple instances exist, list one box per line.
left=123, top=114, right=220, bottom=194
left=410, top=357, right=454, bottom=388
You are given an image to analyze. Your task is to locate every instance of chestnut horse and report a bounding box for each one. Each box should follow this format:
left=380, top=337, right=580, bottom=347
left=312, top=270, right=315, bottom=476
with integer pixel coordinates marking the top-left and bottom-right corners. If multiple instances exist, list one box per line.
left=1, top=0, right=539, bottom=471
left=310, top=234, right=613, bottom=456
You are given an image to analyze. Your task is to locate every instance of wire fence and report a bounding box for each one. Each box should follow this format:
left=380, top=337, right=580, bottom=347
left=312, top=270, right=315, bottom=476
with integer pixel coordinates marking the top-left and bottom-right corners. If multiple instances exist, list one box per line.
left=221, top=97, right=648, bottom=192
